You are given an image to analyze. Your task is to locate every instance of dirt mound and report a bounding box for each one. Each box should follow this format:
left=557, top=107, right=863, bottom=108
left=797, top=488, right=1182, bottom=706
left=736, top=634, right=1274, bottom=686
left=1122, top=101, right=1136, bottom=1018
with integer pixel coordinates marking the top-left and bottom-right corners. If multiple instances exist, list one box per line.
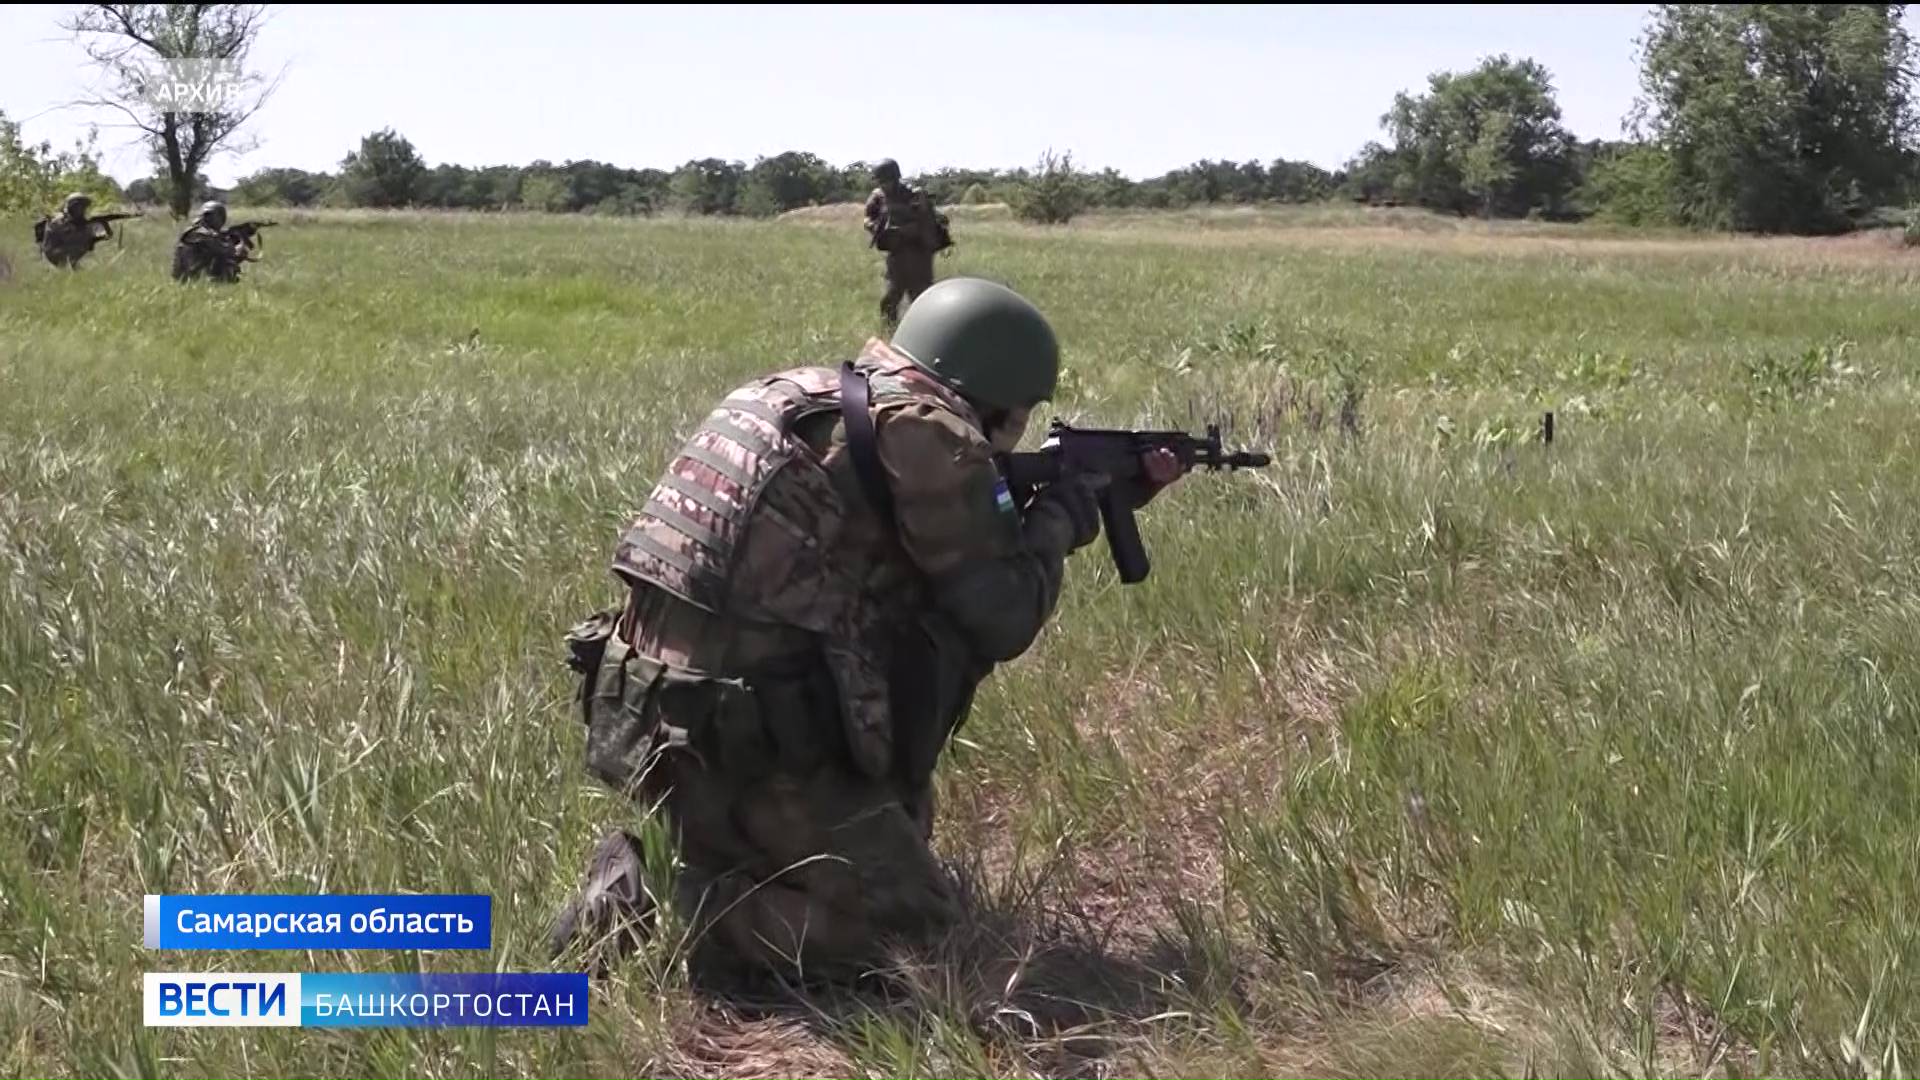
left=777, top=202, right=864, bottom=222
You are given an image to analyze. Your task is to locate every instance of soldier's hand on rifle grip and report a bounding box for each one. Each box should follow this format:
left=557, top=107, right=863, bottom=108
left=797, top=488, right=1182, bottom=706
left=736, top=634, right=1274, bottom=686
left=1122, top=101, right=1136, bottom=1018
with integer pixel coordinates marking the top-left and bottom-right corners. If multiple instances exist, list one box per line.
left=1028, top=473, right=1105, bottom=553
left=1130, top=448, right=1189, bottom=509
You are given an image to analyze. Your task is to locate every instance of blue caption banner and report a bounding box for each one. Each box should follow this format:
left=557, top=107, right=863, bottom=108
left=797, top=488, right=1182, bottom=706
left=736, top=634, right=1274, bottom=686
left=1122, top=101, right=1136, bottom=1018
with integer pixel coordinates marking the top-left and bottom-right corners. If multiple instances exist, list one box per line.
left=302, top=973, right=588, bottom=1028
left=144, top=894, right=491, bottom=950
left=144, top=973, right=589, bottom=1028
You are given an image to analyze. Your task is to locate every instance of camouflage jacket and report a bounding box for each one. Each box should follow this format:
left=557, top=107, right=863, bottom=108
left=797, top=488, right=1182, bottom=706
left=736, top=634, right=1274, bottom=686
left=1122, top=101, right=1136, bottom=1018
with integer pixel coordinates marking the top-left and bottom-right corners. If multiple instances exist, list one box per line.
left=609, top=339, right=1081, bottom=783
left=172, top=224, right=245, bottom=282
left=37, top=215, right=97, bottom=266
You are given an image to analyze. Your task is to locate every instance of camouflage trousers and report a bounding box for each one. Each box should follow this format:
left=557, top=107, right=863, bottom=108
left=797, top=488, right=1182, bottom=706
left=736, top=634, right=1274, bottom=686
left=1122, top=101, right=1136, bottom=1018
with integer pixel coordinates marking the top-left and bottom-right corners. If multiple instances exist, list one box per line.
left=881, top=249, right=936, bottom=327
left=554, top=641, right=963, bottom=984
left=558, top=757, right=956, bottom=986
left=172, top=240, right=242, bottom=284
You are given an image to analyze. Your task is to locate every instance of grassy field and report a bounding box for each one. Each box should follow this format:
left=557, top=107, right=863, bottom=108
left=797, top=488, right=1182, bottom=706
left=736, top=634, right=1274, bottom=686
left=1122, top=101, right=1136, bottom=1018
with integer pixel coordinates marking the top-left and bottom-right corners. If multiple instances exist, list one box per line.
left=4, top=204, right=1920, bottom=1078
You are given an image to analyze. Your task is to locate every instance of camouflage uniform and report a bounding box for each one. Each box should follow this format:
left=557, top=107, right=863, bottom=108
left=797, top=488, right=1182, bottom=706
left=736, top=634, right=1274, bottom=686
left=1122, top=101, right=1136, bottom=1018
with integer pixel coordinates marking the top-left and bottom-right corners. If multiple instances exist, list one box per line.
left=864, top=182, right=945, bottom=326
left=172, top=203, right=250, bottom=284
left=37, top=198, right=101, bottom=268
left=559, top=338, right=1096, bottom=983
left=171, top=224, right=247, bottom=283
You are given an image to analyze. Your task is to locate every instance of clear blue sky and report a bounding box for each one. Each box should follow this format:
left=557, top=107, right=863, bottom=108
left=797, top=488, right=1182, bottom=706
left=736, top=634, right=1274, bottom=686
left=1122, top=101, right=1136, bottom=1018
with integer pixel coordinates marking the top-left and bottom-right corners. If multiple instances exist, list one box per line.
left=2, top=4, right=1662, bottom=186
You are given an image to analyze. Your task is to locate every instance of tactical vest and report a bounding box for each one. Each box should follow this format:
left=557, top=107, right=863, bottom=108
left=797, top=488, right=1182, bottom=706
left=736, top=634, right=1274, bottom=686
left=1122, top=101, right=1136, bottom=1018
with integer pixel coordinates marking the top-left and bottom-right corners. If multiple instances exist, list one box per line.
left=886, top=188, right=927, bottom=227
left=611, top=346, right=980, bottom=778
left=874, top=186, right=935, bottom=250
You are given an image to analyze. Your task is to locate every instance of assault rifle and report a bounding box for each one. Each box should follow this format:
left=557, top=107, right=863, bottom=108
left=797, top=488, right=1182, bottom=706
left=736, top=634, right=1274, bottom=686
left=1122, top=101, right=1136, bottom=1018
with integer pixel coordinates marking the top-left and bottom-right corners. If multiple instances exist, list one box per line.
left=229, top=220, right=278, bottom=250
left=32, top=211, right=138, bottom=248
left=86, top=212, right=138, bottom=251
left=998, top=420, right=1271, bottom=583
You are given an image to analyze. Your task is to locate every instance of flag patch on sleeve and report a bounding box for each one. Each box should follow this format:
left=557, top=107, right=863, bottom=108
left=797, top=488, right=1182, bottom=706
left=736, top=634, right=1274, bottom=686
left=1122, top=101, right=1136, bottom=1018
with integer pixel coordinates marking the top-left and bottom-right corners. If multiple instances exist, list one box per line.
left=993, top=477, right=1017, bottom=515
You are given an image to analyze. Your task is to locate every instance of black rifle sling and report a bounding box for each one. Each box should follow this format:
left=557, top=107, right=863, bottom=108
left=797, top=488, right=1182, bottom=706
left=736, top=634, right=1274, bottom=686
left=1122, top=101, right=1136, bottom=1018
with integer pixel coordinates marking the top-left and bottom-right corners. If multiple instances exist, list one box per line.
left=838, top=362, right=897, bottom=527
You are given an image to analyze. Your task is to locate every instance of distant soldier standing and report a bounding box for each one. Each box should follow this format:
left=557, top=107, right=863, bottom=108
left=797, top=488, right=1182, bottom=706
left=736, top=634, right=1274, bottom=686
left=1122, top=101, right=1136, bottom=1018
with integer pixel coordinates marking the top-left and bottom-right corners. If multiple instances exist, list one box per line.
left=864, top=159, right=951, bottom=327
left=34, top=193, right=131, bottom=269
left=171, top=201, right=249, bottom=283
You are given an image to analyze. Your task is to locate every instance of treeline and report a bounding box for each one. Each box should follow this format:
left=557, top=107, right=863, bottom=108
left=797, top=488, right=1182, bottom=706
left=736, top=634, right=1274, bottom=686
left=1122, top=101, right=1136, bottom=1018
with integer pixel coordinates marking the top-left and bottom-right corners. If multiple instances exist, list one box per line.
left=216, top=142, right=877, bottom=217
left=154, top=132, right=1555, bottom=220
left=14, top=5, right=1916, bottom=236
left=192, top=135, right=1347, bottom=220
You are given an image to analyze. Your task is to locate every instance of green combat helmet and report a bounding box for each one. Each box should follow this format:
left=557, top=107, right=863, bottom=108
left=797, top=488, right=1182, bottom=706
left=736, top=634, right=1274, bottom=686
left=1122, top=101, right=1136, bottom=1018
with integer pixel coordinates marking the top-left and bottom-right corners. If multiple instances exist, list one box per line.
left=890, top=277, right=1060, bottom=410
left=65, top=192, right=93, bottom=216
left=199, top=201, right=228, bottom=229
left=873, top=158, right=901, bottom=185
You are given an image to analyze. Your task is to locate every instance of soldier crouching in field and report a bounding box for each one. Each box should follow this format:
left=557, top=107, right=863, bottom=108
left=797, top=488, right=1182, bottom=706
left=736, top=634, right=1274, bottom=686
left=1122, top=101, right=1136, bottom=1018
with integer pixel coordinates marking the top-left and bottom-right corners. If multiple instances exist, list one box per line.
left=551, top=277, right=1187, bottom=987
left=171, top=201, right=249, bottom=283
left=864, top=159, right=953, bottom=327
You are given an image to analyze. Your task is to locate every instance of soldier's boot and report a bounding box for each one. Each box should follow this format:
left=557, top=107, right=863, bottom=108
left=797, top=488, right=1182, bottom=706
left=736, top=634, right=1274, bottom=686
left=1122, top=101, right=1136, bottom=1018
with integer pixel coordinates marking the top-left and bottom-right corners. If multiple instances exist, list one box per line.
left=548, top=829, right=657, bottom=975
left=678, top=865, right=900, bottom=990
left=881, top=286, right=905, bottom=328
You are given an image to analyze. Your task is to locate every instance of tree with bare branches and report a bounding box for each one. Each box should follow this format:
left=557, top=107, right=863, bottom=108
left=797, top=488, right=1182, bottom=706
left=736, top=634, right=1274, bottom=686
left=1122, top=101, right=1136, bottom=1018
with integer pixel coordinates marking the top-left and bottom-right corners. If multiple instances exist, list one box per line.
left=60, top=4, right=282, bottom=219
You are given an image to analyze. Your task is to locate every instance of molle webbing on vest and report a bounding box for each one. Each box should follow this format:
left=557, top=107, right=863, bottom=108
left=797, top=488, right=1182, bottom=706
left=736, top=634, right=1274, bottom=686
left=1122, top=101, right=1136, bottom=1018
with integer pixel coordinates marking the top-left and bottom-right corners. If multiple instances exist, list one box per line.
left=679, top=442, right=756, bottom=490
left=611, top=368, right=839, bottom=614
left=726, top=396, right=789, bottom=430
left=640, top=493, right=726, bottom=555
left=656, top=469, right=736, bottom=518
left=608, top=352, right=979, bottom=781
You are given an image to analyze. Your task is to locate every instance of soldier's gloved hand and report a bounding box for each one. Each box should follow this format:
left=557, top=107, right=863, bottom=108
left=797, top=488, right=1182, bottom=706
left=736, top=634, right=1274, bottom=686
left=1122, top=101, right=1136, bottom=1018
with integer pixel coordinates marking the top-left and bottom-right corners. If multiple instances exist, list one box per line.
left=1024, top=473, right=1104, bottom=554
left=1129, top=448, right=1191, bottom=509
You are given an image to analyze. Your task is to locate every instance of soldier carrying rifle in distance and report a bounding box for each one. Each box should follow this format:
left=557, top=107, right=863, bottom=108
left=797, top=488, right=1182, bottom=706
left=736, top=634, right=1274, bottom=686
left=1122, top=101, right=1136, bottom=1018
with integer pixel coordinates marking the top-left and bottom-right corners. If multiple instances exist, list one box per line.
left=34, top=192, right=139, bottom=269
left=864, top=158, right=954, bottom=327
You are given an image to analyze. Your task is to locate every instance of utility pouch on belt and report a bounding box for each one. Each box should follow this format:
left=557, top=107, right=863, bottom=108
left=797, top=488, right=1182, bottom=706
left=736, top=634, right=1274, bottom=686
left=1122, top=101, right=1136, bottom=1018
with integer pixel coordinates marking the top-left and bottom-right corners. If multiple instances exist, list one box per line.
left=564, top=609, right=620, bottom=723
left=578, top=633, right=772, bottom=794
